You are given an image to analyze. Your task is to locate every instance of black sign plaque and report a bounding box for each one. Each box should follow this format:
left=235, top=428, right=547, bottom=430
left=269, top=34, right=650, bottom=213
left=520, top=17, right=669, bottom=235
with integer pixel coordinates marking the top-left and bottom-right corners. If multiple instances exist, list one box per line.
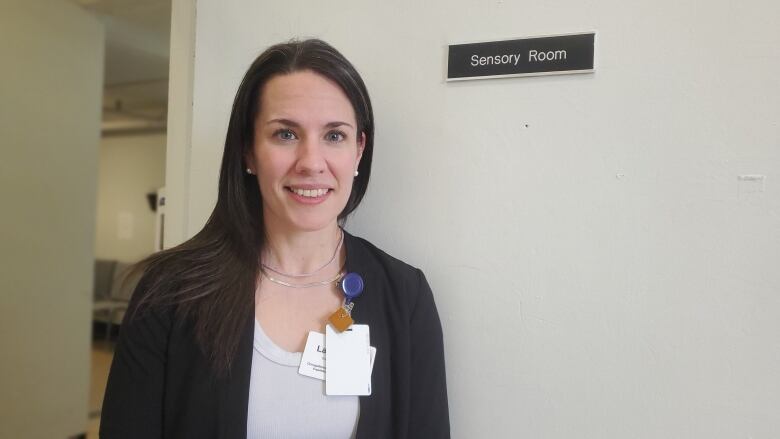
left=447, top=32, right=595, bottom=81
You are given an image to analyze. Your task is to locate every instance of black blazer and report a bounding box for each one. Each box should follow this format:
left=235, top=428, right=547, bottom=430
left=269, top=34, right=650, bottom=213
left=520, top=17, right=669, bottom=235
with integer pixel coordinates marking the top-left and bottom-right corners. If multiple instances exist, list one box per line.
left=100, top=232, right=450, bottom=438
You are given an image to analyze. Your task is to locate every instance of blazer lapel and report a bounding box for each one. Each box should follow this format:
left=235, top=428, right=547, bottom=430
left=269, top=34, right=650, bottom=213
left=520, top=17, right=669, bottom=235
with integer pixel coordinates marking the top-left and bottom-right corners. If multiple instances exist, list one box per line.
left=344, top=231, right=378, bottom=437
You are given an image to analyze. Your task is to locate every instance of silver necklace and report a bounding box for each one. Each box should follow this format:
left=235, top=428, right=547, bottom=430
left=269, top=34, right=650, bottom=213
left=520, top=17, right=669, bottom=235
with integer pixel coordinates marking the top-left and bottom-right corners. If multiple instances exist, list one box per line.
left=261, top=269, right=345, bottom=289
left=261, top=229, right=344, bottom=278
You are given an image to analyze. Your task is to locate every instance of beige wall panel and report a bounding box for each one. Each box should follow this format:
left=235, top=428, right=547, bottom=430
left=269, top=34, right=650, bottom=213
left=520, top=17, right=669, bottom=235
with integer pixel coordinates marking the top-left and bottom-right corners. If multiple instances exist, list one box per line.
left=0, top=0, right=104, bottom=437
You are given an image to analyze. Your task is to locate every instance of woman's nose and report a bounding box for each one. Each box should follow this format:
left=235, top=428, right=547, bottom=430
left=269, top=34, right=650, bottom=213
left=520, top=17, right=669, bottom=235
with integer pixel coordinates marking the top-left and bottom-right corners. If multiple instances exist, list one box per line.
left=294, top=137, right=326, bottom=174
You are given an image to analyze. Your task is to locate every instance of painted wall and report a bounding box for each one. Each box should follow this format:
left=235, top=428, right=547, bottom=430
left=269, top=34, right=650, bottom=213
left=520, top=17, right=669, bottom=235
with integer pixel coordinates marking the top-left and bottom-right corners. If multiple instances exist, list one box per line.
left=169, top=0, right=780, bottom=436
left=95, top=133, right=167, bottom=262
left=0, top=0, right=104, bottom=437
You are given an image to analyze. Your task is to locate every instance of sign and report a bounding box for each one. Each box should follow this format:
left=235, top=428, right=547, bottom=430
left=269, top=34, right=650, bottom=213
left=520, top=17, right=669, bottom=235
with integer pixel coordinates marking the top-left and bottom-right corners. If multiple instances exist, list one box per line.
left=447, top=32, right=595, bottom=81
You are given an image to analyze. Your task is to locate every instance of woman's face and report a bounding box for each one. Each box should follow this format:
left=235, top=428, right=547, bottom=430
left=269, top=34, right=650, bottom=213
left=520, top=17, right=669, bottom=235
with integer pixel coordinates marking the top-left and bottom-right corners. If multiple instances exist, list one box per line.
left=249, top=70, right=365, bottom=233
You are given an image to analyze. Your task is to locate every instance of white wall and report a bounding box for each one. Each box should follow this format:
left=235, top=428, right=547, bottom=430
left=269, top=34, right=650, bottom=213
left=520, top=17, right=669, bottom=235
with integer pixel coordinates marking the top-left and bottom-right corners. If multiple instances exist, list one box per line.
left=95, top=133, right=167, bottom=262
left=169, top=0, right=780, bottom=436
left=0, top=0, right=104, bottom=437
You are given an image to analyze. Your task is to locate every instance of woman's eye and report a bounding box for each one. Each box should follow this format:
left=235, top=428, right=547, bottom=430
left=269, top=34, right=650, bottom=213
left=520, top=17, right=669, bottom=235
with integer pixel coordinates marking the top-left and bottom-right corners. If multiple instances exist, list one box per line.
left=275, top=129, right=297, bottom=141
left=326, top=131, right=346, bottom=142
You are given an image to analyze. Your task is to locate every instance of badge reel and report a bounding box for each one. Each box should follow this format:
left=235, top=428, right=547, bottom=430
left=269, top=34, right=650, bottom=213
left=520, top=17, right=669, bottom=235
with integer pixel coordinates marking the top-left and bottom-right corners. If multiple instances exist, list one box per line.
left=328, top=272, right=364, bottom=332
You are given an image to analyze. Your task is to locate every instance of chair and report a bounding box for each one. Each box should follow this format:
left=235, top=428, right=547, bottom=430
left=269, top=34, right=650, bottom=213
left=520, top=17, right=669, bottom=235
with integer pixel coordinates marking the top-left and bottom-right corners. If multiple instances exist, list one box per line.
left=93, top=260, right=139, bottom=341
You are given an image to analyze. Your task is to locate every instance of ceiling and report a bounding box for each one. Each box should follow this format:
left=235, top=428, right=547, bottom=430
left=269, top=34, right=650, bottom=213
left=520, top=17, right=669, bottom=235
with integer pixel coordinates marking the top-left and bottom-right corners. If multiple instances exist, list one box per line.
left=71, top=0, right=172, bottom=135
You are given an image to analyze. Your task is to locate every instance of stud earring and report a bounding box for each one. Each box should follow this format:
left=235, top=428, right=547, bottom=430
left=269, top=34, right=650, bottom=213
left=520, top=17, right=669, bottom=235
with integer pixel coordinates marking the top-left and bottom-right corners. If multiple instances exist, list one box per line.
left=246, top=168, right=254, bottom=175
left=354, top=170, right=359, bottom=177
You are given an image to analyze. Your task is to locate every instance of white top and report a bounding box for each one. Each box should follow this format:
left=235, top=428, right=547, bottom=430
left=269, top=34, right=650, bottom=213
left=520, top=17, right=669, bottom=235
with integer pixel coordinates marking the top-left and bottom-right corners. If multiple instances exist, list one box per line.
left=246, top=320, right=359, bottom=439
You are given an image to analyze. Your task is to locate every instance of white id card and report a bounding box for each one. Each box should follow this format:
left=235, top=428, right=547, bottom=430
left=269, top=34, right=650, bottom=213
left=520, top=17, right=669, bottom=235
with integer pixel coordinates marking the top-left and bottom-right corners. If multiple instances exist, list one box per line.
left=299, top=330, right=376, bottom=381
left=325, top=324, right=372, bottom=395
left=299, top=331, right=327, bottom=380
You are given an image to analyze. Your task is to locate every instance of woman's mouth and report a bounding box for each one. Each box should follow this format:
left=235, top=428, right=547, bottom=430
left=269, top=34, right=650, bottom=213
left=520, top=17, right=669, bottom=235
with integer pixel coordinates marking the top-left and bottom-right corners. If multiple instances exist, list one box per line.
left=285, top=186, right=332, bottom=203
left=288, top=187, right=330, bottom=198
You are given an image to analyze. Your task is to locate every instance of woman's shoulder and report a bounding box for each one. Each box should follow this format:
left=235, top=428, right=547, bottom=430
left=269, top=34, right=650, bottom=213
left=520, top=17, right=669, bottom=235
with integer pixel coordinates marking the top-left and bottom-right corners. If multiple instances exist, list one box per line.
left=343, top=230, right=434, bottom=314
left=122, top=249, right=196, bottom=318
left=345, top=231, right=423, bottom=278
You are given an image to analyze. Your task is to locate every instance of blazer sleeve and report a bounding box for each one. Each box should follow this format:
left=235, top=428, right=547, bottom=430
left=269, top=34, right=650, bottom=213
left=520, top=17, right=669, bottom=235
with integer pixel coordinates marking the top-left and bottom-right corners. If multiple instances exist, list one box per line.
left=408, top=269, right=451, bottom=438
left=100, top=278, right=171, bottom=439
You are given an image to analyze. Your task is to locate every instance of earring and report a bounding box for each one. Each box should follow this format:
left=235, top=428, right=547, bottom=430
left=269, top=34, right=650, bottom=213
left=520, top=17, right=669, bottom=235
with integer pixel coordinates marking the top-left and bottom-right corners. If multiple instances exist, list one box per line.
left=354, top=170, right=359, bottom=177
left=246, top=168, right=254, bottom=175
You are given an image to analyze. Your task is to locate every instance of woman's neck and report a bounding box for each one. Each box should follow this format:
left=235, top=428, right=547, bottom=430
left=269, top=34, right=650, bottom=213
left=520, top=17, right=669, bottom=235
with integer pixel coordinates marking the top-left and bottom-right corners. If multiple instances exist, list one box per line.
left=261, top=222, right=344, bottom=277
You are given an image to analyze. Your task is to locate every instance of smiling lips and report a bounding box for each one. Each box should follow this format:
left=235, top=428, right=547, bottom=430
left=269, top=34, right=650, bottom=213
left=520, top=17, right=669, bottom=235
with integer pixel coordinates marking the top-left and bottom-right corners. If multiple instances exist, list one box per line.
left=286, top=186, right=332, bottom=203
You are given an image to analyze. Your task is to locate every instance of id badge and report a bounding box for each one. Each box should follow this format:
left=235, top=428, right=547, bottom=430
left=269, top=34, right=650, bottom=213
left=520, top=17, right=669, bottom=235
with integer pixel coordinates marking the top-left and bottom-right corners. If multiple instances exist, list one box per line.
left=299, top=331, right=327, bottom=380
left=299, top=330, right=376, bottom=381
left=325, top=324, right=372, bottom=395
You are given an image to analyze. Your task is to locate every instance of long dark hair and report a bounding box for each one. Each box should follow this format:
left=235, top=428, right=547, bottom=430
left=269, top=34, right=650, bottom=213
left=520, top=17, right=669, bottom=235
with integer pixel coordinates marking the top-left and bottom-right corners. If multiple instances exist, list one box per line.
left=131, top=39, right=374, bottom=375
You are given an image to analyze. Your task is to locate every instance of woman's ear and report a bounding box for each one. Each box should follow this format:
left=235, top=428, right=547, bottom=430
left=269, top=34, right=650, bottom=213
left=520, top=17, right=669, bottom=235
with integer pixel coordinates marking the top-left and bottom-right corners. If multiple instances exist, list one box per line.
left=356, top=132, right=366, bottom=166
left=244, top=151, right=256, bottom=175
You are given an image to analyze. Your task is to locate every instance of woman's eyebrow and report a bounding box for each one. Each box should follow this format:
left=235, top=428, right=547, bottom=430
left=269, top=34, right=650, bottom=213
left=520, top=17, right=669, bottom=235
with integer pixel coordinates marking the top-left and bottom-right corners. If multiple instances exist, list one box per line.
left=266, top=118, right=354, bottom=129
left=324, top=121, right=354, bottom=129
left=266, top=118, right=300, bottom=127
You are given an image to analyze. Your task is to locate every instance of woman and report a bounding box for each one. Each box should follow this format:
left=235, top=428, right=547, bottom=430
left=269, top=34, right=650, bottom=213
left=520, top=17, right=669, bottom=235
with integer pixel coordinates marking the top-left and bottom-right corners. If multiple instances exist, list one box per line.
left=100, top=39, right=449, bottom=438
